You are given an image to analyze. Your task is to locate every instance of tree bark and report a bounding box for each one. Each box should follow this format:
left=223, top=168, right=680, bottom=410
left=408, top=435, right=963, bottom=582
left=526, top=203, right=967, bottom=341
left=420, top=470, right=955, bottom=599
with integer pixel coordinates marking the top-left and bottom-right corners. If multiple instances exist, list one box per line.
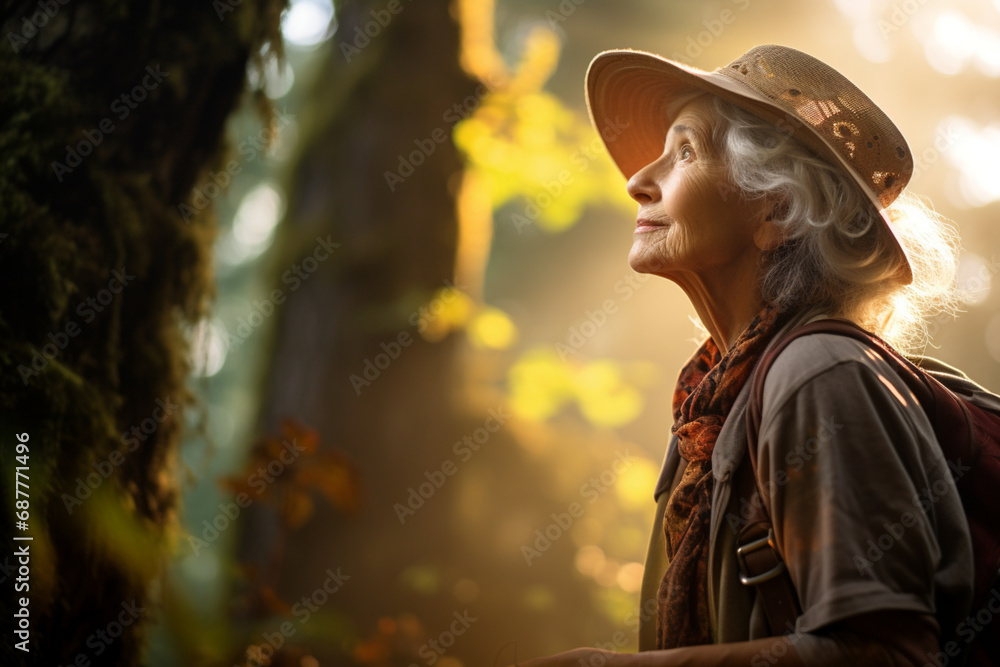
left=0, top=1, right=284, bottom=663
left=240, top=0, right=477, bottom=662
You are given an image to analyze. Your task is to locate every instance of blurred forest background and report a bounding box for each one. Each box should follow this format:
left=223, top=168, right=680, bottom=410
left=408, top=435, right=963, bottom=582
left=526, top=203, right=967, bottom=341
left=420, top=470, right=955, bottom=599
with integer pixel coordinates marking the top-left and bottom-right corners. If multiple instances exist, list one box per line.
left=3, top=0, right=1000, bottom=665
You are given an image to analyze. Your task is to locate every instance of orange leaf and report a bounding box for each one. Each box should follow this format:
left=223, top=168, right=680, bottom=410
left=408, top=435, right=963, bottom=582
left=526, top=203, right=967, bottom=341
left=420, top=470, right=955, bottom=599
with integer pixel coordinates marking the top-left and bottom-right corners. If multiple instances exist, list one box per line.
left=294, top=453, right=361, bottom=513
left=281, top=419, right=319, bottom=455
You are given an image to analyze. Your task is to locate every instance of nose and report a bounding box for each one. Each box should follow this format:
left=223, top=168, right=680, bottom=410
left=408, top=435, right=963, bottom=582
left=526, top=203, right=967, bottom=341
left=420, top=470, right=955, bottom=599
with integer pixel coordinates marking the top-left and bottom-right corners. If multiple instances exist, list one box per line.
left=626, top=154, right=665, bottom=205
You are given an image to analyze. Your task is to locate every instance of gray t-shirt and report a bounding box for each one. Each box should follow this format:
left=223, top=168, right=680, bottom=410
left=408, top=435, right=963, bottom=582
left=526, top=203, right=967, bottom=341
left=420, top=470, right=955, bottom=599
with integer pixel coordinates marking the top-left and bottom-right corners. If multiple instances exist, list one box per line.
left=639, top=312, right=975, bottom=663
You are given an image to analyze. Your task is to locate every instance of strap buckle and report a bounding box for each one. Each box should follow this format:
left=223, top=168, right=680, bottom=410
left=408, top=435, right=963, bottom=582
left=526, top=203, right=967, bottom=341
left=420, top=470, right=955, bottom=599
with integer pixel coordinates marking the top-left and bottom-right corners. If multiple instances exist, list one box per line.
left=736, top=528, right=786, bottom=586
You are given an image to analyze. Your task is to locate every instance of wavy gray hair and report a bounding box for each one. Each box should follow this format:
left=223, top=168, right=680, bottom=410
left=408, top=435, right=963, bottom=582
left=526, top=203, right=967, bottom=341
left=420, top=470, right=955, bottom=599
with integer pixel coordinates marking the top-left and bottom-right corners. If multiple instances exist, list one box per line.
left=705, top=95, right=960, bottom=353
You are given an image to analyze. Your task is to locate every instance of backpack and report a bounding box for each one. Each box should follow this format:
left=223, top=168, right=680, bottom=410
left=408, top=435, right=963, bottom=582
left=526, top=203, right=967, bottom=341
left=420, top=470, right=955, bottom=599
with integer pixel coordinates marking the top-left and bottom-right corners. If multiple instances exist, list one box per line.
left=739, top=319, right=1000, bottom=666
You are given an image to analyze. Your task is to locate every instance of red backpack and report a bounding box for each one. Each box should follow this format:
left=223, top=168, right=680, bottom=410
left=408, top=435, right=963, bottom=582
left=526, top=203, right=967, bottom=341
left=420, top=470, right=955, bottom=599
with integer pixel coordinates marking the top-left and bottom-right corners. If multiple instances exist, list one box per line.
left=739, top=319, right=1000, bottom=666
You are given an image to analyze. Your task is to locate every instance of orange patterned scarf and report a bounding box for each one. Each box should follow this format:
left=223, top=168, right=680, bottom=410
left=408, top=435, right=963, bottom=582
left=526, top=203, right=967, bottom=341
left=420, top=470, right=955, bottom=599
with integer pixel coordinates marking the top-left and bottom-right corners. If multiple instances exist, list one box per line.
left=656, top=303, right=789, bottom=648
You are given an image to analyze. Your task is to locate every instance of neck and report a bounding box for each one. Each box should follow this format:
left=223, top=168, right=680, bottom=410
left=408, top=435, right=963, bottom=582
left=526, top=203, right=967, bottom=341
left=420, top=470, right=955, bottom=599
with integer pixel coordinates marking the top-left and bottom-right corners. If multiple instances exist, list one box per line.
left=662, top=253, right=765, bottom=355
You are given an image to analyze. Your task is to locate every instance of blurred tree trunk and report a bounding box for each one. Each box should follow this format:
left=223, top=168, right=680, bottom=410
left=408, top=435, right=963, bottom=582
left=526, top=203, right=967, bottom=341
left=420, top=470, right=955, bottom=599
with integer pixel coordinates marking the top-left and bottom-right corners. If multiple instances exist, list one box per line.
left=239, top=0, right=476, bottom=662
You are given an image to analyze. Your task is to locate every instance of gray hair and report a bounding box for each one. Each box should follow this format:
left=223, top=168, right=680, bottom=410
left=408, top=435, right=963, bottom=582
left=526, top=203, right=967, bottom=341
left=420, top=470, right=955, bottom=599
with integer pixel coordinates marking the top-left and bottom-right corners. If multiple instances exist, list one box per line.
left=706, top=95, right=960, bottom=353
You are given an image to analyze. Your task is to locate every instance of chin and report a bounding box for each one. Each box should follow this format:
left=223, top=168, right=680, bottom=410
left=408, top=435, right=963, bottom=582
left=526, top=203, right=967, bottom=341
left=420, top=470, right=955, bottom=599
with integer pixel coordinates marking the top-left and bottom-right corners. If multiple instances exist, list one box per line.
left=628, top=257, right=650, bottom=275
left=628, top=246, right=667, bottom=276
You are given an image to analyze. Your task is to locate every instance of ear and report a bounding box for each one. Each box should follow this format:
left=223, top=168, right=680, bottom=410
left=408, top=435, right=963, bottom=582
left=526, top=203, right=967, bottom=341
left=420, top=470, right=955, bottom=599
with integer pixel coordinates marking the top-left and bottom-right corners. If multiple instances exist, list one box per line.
left=753, top=203, right=784, bottom=251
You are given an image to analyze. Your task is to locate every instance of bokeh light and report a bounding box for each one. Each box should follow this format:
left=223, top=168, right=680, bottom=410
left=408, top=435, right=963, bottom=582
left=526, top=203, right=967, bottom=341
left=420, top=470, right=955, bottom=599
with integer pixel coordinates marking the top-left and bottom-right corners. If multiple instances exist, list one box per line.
left=247, top=57, right=296, bottom=99
left=282, top=0, right=337, bottom=47
left=940, top=116, right=1000, bottom=208
left=616, top=562, right=645, bottom=593
left=218, top=182, right=286, bottom=266
left=956, top=253, right=994, bottom=304
left=987, top=313, right=1000, bottom=362
left=926, top=10, right=977, bottom=75
left=189, top=318, right=230, bottom=377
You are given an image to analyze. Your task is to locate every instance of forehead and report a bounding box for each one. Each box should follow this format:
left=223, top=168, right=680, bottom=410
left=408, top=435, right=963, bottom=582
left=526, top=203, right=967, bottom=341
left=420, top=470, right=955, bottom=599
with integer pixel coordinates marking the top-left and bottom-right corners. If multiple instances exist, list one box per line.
left=667, top=94, right=719, bottom=136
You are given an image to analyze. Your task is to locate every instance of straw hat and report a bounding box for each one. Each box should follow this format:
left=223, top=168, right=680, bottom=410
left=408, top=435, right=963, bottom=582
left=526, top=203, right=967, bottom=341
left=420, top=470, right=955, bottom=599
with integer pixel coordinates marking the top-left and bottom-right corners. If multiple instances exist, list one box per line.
left=585, top=45, right=914, bottom=283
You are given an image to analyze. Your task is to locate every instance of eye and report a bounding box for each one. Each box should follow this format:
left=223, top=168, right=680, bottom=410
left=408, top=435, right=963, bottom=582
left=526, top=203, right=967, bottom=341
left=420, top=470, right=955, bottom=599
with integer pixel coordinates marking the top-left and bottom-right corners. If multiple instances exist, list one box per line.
left=678, top=144, right=694, bottom=162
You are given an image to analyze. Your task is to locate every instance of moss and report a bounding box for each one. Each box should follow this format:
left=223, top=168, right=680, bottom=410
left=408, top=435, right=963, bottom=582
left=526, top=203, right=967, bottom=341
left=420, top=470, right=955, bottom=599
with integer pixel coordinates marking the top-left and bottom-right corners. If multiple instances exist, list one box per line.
left=0, top=1, right=286, bottom=663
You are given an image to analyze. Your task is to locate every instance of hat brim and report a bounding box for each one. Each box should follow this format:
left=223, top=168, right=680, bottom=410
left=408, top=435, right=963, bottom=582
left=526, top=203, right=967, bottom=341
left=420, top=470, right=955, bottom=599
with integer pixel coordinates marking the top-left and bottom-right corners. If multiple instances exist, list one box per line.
left=585, top=49, right=913, bottom=284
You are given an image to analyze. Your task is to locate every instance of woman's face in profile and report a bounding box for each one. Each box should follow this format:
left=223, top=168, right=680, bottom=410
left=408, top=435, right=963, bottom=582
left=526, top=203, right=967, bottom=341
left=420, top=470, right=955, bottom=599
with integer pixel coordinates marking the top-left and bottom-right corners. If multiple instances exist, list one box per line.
left=625, top=95, right=766, bottom=284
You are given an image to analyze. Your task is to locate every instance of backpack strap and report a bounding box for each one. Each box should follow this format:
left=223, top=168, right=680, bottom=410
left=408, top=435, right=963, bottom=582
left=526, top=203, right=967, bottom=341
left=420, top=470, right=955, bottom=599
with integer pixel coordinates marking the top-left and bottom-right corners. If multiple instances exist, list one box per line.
left=738, top=318, right=923, bottom=636
left=735, top=510, right=801, bottom=636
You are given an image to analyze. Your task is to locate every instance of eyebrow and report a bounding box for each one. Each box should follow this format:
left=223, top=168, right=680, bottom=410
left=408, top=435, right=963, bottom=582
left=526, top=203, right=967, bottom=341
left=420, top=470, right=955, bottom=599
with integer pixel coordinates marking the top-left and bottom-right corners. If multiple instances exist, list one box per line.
left=669, top=124, right=706, bottom=144
left=667, top=122, right=715, bottom=154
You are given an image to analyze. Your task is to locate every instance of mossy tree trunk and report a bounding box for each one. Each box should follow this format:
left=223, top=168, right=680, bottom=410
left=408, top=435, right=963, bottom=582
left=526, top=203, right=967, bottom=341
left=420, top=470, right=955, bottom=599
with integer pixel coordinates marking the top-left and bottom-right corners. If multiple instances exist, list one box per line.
left=0, top=1, right=284, bottom=664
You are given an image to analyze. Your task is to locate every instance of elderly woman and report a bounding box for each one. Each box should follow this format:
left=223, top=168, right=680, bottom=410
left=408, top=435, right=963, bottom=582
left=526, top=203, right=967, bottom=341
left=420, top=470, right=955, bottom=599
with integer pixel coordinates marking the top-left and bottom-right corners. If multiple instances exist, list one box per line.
left=513, top=45, right=981, bottom=666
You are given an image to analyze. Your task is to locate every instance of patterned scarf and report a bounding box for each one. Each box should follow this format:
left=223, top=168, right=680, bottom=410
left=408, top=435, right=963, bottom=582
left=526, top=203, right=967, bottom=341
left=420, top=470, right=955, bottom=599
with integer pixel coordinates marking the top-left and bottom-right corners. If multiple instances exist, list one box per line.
left=656, top=303, right=790, bottom=648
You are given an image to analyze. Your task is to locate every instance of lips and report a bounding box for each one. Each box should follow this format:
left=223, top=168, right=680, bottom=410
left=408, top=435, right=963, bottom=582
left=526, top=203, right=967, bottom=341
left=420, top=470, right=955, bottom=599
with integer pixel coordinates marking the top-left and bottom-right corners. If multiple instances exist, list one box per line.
left=635, top=217, right=667, bottom=232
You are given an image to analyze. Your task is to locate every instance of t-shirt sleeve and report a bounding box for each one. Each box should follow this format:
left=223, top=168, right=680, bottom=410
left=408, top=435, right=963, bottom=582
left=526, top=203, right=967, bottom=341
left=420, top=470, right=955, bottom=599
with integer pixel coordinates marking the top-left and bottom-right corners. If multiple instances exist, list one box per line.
left=755, top=355, right=959, bottom=636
